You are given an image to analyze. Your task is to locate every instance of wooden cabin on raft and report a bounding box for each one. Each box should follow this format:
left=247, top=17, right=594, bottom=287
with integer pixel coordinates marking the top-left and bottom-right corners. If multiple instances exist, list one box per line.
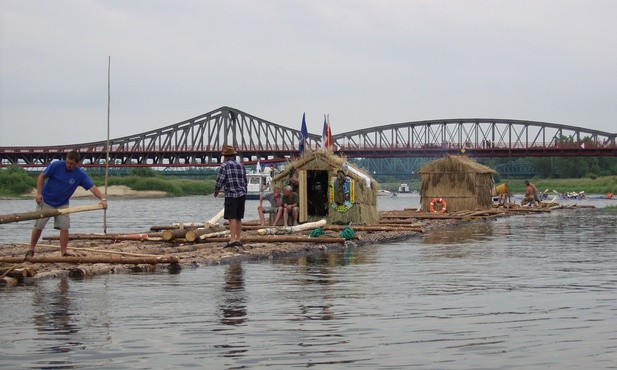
left=419, top=155, right=496, bottom=213
left=270, top=151, right=380, bottom=225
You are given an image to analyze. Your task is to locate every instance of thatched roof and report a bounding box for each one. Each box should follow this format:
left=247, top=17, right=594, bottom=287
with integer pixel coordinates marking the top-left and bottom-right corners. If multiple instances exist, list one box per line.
left=419, top=155, right=495, bottom=212
left=272, top=150, right=373, bottom=187
left=419, top=155, right=496, bottom=174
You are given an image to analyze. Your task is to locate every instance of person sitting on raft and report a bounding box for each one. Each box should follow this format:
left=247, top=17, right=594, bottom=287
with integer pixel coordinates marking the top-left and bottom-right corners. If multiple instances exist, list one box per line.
left=257, top=186, right=283, bottom=226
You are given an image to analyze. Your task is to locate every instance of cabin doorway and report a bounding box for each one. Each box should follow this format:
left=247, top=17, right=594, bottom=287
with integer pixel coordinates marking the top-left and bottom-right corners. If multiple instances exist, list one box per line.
left=306, top=170, right=329, bottom=217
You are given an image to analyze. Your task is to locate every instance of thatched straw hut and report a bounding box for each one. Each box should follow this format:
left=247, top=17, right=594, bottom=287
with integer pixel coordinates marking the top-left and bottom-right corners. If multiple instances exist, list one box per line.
left=271, top=150, right=379, bottom=225
left=419, top=156, right=496, bottom=212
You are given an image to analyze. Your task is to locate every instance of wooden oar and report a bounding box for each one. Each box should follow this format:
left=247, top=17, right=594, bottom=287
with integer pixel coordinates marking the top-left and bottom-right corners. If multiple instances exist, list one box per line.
left=0, top=204, right=104, bottom=224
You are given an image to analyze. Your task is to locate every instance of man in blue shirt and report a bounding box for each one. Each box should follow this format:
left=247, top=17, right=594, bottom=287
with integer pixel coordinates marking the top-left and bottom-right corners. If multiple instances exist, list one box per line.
left=214, top=145, right=247, bottom=248
left=26, top=151, right=108, bottom=257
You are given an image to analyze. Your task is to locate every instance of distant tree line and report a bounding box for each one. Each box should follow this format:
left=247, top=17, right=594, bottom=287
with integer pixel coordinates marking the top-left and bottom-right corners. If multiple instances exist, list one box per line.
left=480, top=156, right=617, bottom=180
left=351, top=156, right=617, bottom=182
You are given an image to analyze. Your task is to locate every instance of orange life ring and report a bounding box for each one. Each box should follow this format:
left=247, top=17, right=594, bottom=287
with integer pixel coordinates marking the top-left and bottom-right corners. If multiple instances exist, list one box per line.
left=429, top=197, right=447, bottom=213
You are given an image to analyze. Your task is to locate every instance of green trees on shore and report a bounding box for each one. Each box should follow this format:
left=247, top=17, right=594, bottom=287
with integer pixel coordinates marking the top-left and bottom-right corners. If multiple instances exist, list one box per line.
left=482, top=156, right=617, bottom=179
left=1, top=155, right=615, bottom=197
left=0, top=166, right=217, bottom=198
left=0, top=165, right=37, bottom=196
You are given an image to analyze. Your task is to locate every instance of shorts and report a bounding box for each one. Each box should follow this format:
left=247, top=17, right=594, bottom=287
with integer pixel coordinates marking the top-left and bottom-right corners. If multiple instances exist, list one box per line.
left=33, top=202, right=70, bottom=230
left=224, top=196, right=246, bottom=220
left=262, top=206, right=280, bottom=213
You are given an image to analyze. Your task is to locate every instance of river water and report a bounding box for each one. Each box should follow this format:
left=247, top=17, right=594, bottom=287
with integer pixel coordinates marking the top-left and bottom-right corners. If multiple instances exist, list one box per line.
left=1, top=195, right=616, bottom=369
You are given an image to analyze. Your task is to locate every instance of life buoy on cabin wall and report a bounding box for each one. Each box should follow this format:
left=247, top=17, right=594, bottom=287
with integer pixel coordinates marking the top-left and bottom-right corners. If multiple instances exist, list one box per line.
left=429, top=197, right=447, bottom=213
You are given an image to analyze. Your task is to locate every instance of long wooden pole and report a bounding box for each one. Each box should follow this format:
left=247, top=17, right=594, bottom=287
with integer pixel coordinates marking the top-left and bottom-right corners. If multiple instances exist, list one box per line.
left=43, top=232, right=161, bottom=241
left=38, top=243, right=163, bottom=257
left=104, top=55, right=111, bottom=234
left=0, top=204, right=104, bottom=224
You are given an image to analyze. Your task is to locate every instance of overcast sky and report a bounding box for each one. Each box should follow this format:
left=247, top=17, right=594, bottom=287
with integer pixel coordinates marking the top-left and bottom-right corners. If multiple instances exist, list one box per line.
left=1, top=0, right=616, bottom=146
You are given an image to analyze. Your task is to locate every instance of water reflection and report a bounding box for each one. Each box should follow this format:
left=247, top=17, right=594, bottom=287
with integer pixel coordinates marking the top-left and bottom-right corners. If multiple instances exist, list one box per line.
left=277, top=246, right=376, bottom=269
left=31, top=277, right=78, bottom=368
left=218, top=263, right=247, bottom=326
left=421, top=220, right=494, bottom=245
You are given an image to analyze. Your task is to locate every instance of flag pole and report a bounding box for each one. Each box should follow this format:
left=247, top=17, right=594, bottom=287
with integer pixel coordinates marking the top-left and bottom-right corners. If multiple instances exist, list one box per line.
left=104, top=56, right=111, bottom=234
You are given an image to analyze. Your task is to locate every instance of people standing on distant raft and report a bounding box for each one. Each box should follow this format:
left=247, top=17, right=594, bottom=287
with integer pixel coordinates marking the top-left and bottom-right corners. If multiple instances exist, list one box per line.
left=26, top=151, right=108, bottom=257
left=214, top=145, right=247, bottom=248
left=522, top=180, right=541, bottom=206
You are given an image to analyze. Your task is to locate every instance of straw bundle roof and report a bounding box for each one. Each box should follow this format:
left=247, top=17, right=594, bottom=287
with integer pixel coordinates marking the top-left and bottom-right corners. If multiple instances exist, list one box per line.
left=419, top=156, right=495, bottom=212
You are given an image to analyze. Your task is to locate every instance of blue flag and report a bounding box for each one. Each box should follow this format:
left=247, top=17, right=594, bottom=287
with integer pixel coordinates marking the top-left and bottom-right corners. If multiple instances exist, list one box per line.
left=299, top=112, right=308, bottom=156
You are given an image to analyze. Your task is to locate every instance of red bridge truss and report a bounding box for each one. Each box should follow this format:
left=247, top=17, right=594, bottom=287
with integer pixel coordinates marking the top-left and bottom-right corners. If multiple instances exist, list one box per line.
left=1, top=106, right=615, bottom=168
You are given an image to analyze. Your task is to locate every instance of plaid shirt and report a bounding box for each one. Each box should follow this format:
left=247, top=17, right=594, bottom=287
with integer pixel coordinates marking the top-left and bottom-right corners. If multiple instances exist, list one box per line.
left=215, top=158, right=247, bottom=198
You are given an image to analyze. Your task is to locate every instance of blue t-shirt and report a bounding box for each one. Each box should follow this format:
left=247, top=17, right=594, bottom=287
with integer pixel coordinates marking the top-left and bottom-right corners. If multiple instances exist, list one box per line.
left=42, top=160, right=94, bottom=207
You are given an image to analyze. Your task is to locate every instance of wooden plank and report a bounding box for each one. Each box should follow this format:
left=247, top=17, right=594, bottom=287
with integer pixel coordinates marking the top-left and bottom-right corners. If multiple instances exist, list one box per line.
left=299, top=169, right=307, bottom=223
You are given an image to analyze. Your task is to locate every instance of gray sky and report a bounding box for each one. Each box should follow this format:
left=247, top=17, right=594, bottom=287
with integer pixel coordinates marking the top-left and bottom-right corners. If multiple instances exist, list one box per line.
left=1, top=0, right=616, bottom=146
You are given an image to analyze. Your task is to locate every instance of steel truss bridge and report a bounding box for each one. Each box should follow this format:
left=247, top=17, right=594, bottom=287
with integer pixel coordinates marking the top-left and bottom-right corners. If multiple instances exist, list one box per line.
left=1, top=106, right=615, bottom=170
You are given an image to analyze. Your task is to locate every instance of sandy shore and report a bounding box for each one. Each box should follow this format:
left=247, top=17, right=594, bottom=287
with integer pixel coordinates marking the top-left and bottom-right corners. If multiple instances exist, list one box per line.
left=26, top=185, right=168, bottom=199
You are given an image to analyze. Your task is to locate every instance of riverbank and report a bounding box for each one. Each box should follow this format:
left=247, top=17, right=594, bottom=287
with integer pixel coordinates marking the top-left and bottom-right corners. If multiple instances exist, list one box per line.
left=1, top=185, right=169, bottom=200
left=64, top=185, right=168, bottom=198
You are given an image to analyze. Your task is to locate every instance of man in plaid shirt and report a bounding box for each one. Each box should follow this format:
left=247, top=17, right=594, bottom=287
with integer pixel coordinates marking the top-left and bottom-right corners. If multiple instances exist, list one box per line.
left=214, top=145, right=247, bottom=248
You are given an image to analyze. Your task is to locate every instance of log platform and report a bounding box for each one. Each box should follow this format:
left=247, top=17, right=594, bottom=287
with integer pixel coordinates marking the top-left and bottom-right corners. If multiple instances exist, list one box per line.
left=0, top=200, right=594, bottom=286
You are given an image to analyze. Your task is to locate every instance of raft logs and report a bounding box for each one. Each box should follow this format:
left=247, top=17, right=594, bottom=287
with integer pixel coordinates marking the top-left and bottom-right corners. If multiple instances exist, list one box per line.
left=0, top=255, right=180, bottom=280
left=0, top=255, right=179, bottom=265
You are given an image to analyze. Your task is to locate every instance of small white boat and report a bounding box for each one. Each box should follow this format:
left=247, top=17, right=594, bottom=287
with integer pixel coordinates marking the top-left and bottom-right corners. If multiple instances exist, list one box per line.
left=377, top=189, right=394, bottom=197
left=398, top=183, right=410, bottom=193
left=246, top=171, right=271, bottom=199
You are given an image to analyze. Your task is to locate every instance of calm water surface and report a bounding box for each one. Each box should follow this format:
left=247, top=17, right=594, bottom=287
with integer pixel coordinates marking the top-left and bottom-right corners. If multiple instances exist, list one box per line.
left=1, top=195, right=616, bottom=368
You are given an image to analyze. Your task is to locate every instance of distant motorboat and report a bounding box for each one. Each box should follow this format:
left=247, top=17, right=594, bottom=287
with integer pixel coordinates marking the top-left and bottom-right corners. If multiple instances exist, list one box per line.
left=246, top=171, right=271, bottom=199
left=398, top=183, right=410, bottom=193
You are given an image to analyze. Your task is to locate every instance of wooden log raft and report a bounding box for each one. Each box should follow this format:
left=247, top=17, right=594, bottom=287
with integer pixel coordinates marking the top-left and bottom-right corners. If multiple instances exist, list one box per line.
left=0, top=204, right=103, bottom=224
left=198, top=235, right=347, bottom=244
left=0, top=255, right=179, bottom=264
